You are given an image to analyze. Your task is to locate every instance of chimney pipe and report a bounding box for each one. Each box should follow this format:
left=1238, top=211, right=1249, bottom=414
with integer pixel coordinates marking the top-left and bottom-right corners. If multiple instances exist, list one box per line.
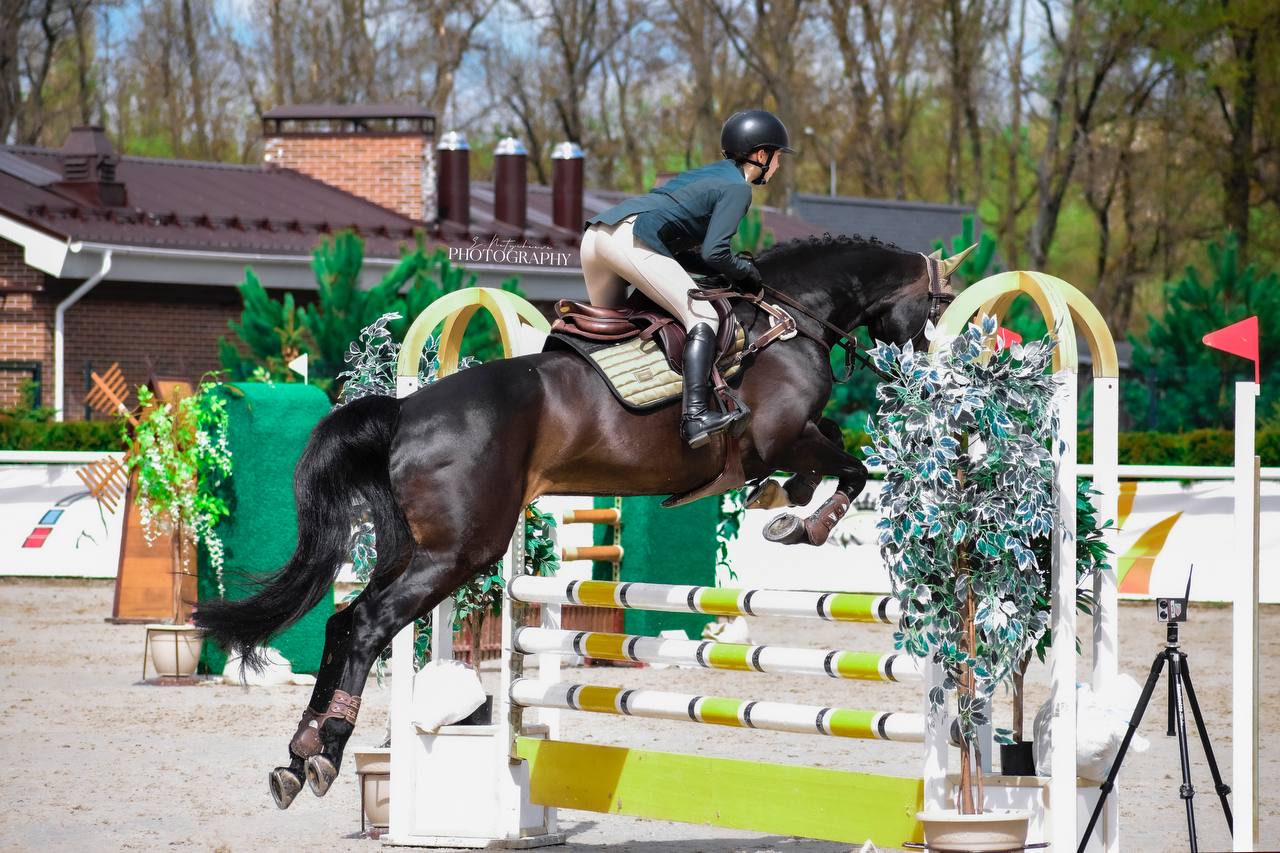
left=493, top=136, right=527, bottom=231
left=57, top=126, right=127, bottom=208
left=436, top=131, right=470, bottom=227
left=551, top=141, right=584, bottom=232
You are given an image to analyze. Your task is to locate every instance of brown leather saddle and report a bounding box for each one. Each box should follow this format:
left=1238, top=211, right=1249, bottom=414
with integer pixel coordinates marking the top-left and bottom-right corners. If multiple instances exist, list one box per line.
left=549, top=289, right=740, bottom=374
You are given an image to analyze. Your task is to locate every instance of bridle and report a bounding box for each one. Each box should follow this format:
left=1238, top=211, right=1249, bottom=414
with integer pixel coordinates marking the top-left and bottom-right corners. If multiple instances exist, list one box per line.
left=698, top=252, right=955, bottom=383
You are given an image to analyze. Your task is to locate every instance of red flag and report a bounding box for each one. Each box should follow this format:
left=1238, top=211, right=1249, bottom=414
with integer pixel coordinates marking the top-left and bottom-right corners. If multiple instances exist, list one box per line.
left=995, top=327, right=1022, bottom=350
left=1203, top=316, right=1260, bottom=384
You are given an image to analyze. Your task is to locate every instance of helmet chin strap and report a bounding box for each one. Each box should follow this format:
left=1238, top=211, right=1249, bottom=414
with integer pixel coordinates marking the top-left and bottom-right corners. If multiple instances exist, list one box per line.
left=742, top=148, right=777, bottom=185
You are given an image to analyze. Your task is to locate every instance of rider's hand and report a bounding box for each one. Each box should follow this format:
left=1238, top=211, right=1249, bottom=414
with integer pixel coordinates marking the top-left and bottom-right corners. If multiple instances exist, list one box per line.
left=738, top=261, right=764, bottom=293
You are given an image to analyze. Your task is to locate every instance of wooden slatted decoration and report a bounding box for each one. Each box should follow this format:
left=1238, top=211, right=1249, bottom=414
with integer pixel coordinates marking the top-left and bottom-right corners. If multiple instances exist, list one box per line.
left=85, top=363, right=137, bottom=425
left=75, top=455, right=128, bottom=514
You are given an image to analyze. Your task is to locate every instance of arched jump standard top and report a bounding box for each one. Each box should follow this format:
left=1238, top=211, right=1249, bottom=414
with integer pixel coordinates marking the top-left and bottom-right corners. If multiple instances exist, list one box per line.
left=395, top=286, right=550, bottom=381
left=930, top=270, right=1118, bottom=378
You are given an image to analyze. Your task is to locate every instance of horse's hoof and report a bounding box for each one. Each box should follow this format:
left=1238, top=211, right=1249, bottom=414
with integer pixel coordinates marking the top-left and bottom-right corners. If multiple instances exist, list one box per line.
left=763, top=513, right=809, bottom=545
left=745, top=479, right=790, bottom=510
left=269, top=767, right=304, bottom=809
left=305, top=754, right=339, bottom=797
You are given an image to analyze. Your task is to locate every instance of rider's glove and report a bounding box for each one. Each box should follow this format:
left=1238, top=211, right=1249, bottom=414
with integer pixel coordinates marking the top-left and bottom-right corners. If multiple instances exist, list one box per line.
left=737, top=260, right=764, bottom=293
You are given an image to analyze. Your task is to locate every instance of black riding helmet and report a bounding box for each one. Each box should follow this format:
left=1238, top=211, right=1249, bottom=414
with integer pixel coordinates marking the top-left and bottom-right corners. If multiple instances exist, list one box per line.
left=721, top=110, right=796, bottom=185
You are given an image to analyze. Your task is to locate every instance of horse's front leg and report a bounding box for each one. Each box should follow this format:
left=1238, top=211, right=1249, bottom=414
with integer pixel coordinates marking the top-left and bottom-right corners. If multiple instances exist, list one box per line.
left=759, top=420, right=868, bottom=546
left=745, top=418, right=845, bottom=510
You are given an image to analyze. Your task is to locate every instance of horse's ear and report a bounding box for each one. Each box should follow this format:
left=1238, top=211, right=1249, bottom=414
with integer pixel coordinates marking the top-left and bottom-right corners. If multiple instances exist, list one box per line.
left=927, top=248, right=942, bottom=260
left=939, top=243, right=978, bottom=278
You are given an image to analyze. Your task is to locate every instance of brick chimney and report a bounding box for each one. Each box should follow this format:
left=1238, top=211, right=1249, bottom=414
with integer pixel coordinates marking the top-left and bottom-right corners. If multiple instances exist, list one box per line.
left=261, top=104, right=436, bottom=222
left=56, top=126, right=127, bottom=207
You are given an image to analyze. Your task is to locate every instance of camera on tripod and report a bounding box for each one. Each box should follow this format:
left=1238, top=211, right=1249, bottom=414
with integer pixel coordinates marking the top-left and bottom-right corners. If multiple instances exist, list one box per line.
left=1156, top=567, right=1193, bottom=623
left=1080, top=564, right=1233, bottom=853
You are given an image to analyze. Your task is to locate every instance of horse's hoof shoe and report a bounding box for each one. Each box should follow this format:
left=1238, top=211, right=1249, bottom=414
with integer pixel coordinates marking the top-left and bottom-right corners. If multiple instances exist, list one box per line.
left=269, top=767, right=304, bottom=809
left=305, top=755, right=339, bottom=797
left=763, top=513, right=809, bottom=545
left=745, top=479, right=788, bottom=510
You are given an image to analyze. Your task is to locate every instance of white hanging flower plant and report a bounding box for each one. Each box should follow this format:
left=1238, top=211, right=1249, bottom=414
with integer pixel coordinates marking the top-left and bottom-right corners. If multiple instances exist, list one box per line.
left=123, top=380, right=234, bottom=608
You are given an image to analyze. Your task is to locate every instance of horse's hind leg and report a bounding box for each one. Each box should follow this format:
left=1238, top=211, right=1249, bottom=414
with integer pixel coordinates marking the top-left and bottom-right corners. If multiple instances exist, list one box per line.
left=268, top=603, right=355, bottom=808
left=280, top=544, right=494, bottom=805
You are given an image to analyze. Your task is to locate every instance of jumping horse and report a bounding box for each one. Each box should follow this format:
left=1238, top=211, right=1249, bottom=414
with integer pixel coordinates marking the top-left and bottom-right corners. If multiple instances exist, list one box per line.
left=192, top=234, right=974, bottom=809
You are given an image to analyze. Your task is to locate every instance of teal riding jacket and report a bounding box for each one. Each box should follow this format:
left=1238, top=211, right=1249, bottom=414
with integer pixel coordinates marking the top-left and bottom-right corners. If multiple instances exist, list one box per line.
left=584, top=159, right=756, bottom=283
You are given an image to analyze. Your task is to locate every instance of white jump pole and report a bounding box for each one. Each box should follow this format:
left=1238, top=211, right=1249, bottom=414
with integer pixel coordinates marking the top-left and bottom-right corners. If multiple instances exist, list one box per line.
left=1201, top=316, right=1262, bottom=852
left=1232, top=379, right=1260, bottom=852
left=1091, top=375, right=1121, bottom=853
left=1049, top=368, right=1080, bottom=852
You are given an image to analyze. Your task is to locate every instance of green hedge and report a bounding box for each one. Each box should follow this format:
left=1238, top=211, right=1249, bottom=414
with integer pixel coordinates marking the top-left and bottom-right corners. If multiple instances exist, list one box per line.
left=0, top=417, right=124, bottom=451
left=845, top=426, right=1276, bottom=467
left=1079, top=429, right=1280, bottom=467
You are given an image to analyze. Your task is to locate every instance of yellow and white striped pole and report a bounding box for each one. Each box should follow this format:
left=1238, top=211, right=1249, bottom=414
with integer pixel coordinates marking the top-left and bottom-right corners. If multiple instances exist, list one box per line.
left=510, top=680, right=927, bottom=743
left=509, top=576, right=901, bottom=624
left=514, top=627, right=922, bottom=683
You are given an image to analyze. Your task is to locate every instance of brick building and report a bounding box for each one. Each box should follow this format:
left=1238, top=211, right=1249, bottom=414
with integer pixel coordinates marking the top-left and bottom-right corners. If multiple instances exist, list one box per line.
left=0, top=103, right=966, bottom=420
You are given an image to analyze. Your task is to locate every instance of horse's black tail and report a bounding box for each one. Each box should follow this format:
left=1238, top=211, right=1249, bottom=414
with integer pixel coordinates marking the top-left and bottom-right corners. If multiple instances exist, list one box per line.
left=193, top=394, right=408, bottom=671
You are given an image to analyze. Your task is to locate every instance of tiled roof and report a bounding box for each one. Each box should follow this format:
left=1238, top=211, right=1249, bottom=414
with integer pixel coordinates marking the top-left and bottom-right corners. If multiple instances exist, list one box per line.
left=0, top=144, right=819, bottom=266
left=791, top=193, right=975, bottom=253
left=0, top=146, right=426, bottom=257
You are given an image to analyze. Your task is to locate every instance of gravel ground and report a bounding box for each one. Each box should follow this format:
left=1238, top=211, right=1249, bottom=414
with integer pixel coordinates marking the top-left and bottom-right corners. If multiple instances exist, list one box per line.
left=1, top=579, right=1276, bottom=852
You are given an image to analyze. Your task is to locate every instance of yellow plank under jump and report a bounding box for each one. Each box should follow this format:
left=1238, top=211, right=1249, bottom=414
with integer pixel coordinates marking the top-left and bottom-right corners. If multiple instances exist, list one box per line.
left=515, top=737, right=925, bottom=848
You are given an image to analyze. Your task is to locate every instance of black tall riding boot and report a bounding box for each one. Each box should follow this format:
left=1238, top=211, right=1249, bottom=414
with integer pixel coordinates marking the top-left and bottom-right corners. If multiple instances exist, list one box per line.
left=680, top=323, right=748, bottom=448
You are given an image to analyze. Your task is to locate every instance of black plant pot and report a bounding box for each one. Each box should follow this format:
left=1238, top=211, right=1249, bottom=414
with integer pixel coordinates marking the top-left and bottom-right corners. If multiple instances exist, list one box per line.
left=457, top=695, right=494, bottom=726
left=1000, top=740, right=1036, bottom=776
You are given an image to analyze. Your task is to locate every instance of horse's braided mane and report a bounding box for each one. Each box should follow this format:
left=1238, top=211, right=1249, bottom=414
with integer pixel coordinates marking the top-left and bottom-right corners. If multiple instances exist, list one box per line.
left=756, top=232, right=911, bottom=265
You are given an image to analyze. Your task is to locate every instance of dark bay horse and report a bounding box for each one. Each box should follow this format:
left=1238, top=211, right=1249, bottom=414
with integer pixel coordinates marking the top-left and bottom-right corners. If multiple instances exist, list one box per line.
left=193, top=234, right=968, bottom=809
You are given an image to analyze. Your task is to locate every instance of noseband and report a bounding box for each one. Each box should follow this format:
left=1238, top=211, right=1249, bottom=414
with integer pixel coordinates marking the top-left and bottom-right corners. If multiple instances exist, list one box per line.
left=923, top=253, right=957, bottom=329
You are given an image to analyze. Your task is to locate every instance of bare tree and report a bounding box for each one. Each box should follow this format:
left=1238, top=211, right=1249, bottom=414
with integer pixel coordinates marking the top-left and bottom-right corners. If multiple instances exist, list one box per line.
left=704, top=0, right=816, bottom=207
left=824, top=0, right=926, bottom=200
left=937, top=0, right=1002, bottom=203
left=1026, top=0, right=1143, bottom=269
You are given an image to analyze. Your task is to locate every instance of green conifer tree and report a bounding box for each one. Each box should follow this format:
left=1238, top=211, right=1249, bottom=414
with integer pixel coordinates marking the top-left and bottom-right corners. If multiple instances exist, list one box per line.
left=1128, top=234, right=1280, bottom=430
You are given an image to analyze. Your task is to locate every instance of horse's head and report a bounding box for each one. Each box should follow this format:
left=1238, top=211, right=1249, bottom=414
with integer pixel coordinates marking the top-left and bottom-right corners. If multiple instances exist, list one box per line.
left=754, top=235, right=978, bottom=352
left=865, top=243, right=977, bottom=351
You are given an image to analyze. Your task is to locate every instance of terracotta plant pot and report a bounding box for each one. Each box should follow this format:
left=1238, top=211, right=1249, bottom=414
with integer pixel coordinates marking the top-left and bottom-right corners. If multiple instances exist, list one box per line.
left=917, top=808, right=1031, bottom=852
left=145, top=625, right=203, bottom=678
left=354, top=748, right=391, bottom=829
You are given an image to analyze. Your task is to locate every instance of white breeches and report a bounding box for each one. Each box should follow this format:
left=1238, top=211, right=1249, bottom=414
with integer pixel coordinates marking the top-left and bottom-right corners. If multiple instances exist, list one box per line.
left=580, top=214, right=719, bottom=332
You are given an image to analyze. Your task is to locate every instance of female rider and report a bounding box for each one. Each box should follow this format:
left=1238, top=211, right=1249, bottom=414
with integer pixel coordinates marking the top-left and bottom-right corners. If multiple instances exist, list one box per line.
left=580, top=109, right=794, bottom=448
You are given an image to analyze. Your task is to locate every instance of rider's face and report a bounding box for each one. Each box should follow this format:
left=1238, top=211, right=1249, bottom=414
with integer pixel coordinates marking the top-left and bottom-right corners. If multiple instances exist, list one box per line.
left=750, top=147, right=783, bottom=183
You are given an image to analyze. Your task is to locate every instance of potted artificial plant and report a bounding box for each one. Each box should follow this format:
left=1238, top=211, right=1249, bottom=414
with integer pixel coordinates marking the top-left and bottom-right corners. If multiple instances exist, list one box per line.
left=124, top=382, right=232, bottom=678
left=1002, top=481, right=1111, bottom=775
left=864, top=315, right=1065, bottom=850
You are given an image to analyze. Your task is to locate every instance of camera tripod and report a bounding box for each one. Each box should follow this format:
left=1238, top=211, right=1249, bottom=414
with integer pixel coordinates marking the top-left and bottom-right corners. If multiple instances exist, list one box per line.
left=1077, top=620, right=1232, bottom=852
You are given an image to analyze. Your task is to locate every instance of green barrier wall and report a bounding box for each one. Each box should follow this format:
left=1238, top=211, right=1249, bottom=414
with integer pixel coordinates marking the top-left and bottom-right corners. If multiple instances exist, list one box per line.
left=594, top=494, right=718, bottom=637
left=199, top=382, right=334, bottom=674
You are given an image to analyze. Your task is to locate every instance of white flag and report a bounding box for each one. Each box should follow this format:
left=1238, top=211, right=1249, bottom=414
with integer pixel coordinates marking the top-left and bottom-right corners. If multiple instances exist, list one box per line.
left=287, top=353, right=309, bottom=385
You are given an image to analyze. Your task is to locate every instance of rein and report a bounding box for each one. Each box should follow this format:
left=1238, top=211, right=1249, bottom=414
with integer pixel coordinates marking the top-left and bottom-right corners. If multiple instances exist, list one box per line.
left=693, top=252, right=955, bottom=383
